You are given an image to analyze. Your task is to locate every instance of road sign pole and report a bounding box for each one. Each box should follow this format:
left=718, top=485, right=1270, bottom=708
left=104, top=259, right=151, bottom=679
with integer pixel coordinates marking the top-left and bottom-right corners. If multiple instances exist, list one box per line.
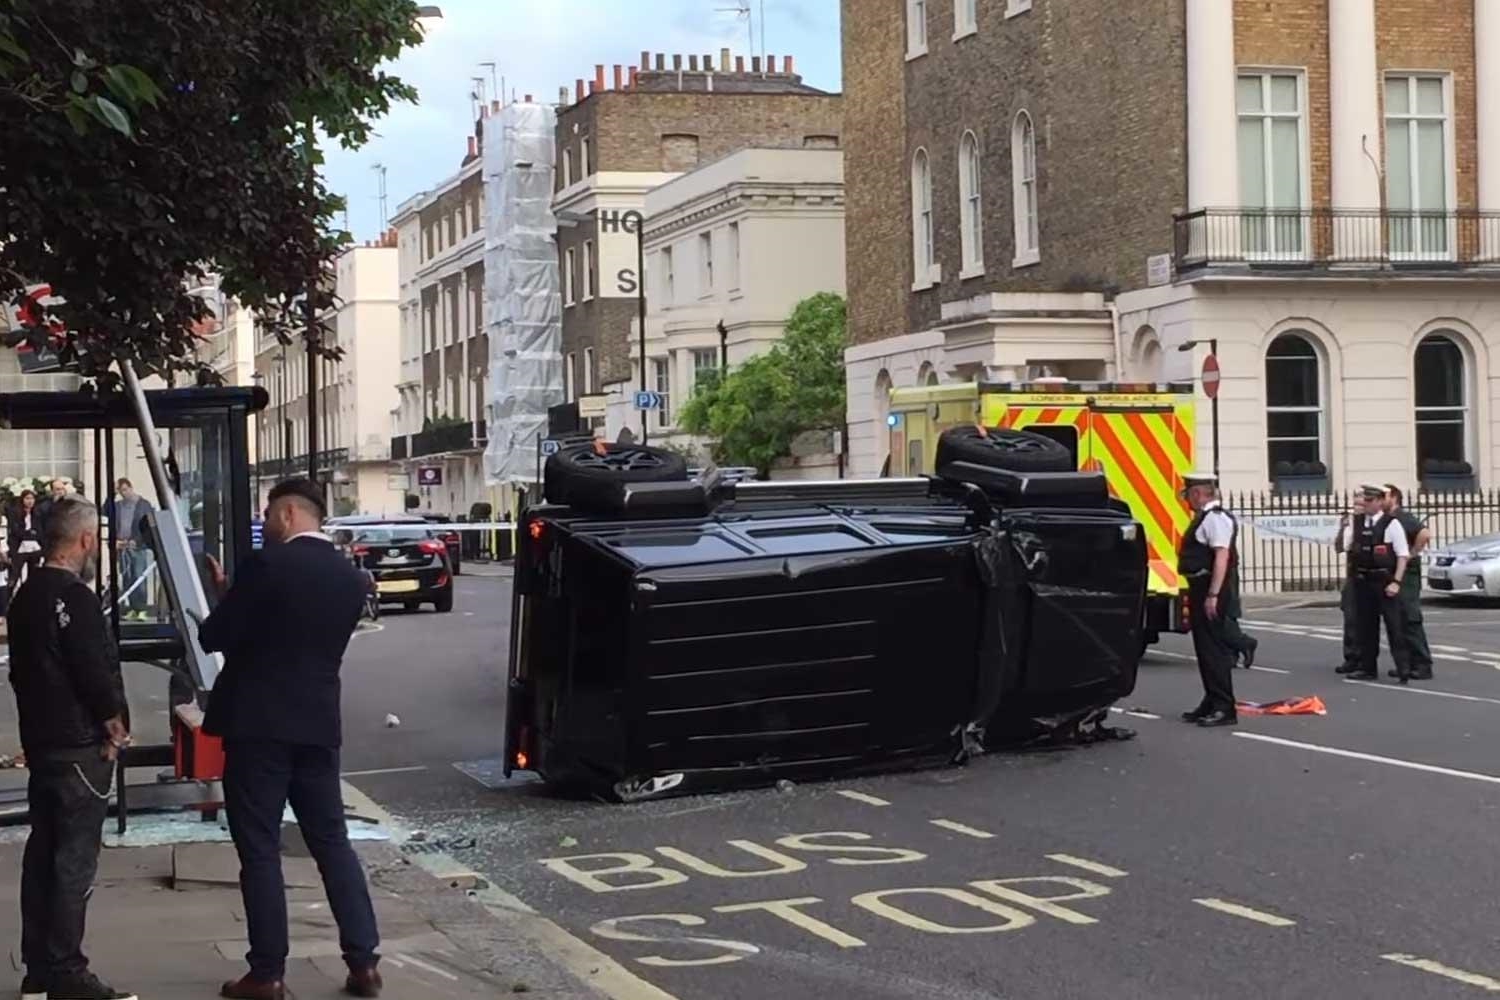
left=1203, top=340, right=1221, bottom=482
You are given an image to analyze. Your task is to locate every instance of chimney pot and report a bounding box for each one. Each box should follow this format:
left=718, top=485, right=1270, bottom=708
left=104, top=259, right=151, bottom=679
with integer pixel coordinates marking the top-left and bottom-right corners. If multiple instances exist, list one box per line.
left=613, top=65, right=623, bottom=89
left=559, top=85, right=569, bottom=105
left=524, top=93, right=532, bottom=103
left=588, top=79, right=598, bottom=94
left=467, top=136, right=477, bottom=156
left=735, top=55, right=745, bottom=72
left=688, top=54, right=699, bottom=71
left=575, top=78, right=584, bottom=102
left=655, top=53, right=665, bottom=70
left=785, top=55, right=795, bottom=74
left=704, top=53, right=714, bottom=71
left=673, top=54, right=683, bottom=70
left=641, top=50, right=651, bottom=70
left=629, top=66, right=639, bottom=88
left=594, top=64, right=605, bottom=91
left=490, top=99, right=500, bottom=111
left=751, top=56, right=762, bottom=72
left=720, top=47, right=731, bottom=71
left=767, top=55, right=776, bottom=72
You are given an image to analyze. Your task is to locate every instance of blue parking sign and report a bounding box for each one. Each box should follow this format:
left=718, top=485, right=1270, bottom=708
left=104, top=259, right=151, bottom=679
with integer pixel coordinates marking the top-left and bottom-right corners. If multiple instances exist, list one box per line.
left=633, top=390, right=663, bottom=411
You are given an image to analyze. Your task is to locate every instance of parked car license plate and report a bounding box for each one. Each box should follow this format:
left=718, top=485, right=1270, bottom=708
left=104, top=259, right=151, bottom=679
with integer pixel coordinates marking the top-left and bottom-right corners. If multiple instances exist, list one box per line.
left=377, top=579, right=420, bottom=594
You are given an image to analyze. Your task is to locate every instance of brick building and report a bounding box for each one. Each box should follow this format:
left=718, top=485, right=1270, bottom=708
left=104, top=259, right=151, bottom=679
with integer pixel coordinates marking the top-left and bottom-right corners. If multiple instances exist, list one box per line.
left=843, top=0, right=1500, bottom=495
left=551, top=51, right=841, bottom=431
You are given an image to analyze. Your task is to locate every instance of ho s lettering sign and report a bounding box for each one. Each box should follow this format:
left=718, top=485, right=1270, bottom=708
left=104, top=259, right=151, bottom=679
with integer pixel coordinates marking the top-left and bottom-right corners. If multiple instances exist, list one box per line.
left=597, top=209, right=644, bottom=296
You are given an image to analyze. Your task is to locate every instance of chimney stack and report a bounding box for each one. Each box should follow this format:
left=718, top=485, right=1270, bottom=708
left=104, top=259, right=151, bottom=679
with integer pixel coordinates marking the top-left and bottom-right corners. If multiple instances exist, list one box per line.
left=767, top=54, right=776, bottom=72
left=594, top=64, right=606, bottom=91
left=467, top=136, right=477, bottom=157
left=672, top=54, right=683, bottom=70
left=751, top=56, right=762, bottom=72
left=613, top=64, right=623, bottom=90
left=785, top=55, right=795, bottom=74
left=641, top=50, right=651, bottom=71
left=735, top=55, right=745, bottom=72
left=704, top=53, right=714, bottom=71
left=575, top=78, right=584, bottom=102
left=655, top=53, right=665, bottom=70
left=588, top=79, right=598, bottom=94
left=688, top=54, right=699, bottom=71
left=720, top=47, right=731, bottom=71
left=558, top=86, right=569, bottom=105
left=629, top=66, right=639, bottom=88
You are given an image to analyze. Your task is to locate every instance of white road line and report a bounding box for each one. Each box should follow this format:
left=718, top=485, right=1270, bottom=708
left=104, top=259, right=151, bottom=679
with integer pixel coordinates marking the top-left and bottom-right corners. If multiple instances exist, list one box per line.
left=341, top=765, right=430, bottom=778
left=1234, top=732, right=1500, bottom=786
left=1433, top=653, right=1478, bottom=662
left=836, top=790, right=891, bottom=807
left=1342, top=680, right=1500, bottom=707
left=1109, top=707, right=1162, bottom=720
left=1045, top=854, right=1129, bottom=878
left=929, top=819, right=995, bottom=839
left=1249, top=665, right=1292, bottom=675
left=1381, top=954, right=1500, bottom=992
left=395, top=953, right=461, bottom=982
left=1192, top=898, right=1296, bottom=927
left=1431, top=644, right=1471, bottom=653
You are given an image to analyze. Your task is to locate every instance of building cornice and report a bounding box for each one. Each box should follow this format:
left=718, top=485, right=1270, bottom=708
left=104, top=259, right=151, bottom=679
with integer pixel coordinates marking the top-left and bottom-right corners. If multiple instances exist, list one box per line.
left=645, top=183, right=845, bottom=242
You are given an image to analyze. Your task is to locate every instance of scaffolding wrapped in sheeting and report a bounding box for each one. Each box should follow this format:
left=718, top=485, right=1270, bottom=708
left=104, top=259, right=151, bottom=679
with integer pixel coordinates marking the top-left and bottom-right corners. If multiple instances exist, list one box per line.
left=483, top=102, right=562, bottom=485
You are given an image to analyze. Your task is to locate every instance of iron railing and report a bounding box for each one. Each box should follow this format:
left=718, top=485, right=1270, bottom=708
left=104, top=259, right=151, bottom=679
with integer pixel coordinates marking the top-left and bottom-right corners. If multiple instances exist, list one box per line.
left=252, top=447, right=349, bottom=479
left=1225, top=488, right=1500, bottom=592
left=1174, top=208, right=1500, bottom=272
left=411, top=419, right=486, bottom=457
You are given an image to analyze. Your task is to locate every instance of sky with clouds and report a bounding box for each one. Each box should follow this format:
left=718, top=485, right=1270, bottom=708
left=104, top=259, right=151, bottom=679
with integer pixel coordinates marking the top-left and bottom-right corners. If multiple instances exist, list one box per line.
left=323, top=0, right=842, bottom=241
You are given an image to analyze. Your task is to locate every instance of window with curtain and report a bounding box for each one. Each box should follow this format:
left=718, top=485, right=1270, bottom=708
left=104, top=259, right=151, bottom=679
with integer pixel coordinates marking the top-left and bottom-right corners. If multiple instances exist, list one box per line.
left=911, top=149, right=934, bottom=283
left=653, top=357, right=672, bottom=427
left=1012, top=112, right=1039, bottom=264
left=959, top=131, right=984, bottom=273
left=1414, top=333, right=1468, bottom=476
left=1264, top=333, right=1324, bottom=477
left=1237, top=71, right=1305, bottom=257
left=1385, top=75, right=1451, bottom=258
left=562, top=248, right=575, bottom=305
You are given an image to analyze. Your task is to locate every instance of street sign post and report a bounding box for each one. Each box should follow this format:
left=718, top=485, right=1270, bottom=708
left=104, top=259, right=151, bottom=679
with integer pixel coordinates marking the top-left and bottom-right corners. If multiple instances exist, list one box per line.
left=1201, top=354, right=1221, bottom=400
left=540, top=439, right=561, bottom=457
left=633, top=390, right=664, bottom=411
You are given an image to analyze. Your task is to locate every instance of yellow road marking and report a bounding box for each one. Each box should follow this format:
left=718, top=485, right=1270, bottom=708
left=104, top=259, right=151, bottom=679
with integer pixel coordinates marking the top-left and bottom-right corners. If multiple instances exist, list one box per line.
left=1045, top=854, right=1129, bottom=878
left=929, top=819, right=995, bottom=839
left=1382, top=954, right=1500, bottom=991
left=836, top=790, right=891, bottom=807
left=1192, top=898, right=1295, bottom=927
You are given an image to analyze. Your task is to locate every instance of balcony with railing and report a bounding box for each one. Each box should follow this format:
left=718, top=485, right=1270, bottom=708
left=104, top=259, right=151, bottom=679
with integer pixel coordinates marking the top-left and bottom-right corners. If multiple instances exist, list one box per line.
left=1173, top=208, right=1500, bottom=274
left=410, top=419, right=486, bottom=458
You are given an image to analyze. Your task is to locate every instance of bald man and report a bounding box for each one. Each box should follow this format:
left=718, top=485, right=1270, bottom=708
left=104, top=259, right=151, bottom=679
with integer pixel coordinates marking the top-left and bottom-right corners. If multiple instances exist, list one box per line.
left=199, top=478, right=381, bottom=1000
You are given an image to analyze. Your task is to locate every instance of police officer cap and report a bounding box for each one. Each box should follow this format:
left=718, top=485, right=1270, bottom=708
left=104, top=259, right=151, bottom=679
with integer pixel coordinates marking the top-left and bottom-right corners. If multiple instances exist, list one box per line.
left=1181, top=471, right=1219, bottom=490
left=1358, top=483, right=1387, bottom=499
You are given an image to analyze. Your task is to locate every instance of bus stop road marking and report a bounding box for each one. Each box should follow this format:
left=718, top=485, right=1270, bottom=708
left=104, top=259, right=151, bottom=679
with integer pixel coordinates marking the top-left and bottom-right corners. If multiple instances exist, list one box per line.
left=836, top=790, right=891, bottom=807
left=1044, top=855, right=1129, bottom=878
left=928, top=819, right=995, bottom=839
left=1191, top=898, right=1296, bottom=927
left=1382, top=954, right=1500, bottom=992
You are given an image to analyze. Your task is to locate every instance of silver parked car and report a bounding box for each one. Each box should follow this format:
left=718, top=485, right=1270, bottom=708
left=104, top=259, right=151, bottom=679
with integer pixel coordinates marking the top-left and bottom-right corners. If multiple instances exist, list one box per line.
left=1426, top=532, right=1500, bottom=596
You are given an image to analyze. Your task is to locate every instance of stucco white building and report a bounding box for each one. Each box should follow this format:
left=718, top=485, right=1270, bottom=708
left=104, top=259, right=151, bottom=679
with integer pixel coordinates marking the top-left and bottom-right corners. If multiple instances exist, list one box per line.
left=604, top=147, right=847, bottom=454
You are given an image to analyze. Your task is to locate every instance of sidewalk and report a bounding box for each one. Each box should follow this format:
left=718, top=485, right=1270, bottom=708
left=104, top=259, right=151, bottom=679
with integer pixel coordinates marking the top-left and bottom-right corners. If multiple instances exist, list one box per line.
left=458, top=560, right=512, bottom=579
left=0, top=829, right=602, bottom=1000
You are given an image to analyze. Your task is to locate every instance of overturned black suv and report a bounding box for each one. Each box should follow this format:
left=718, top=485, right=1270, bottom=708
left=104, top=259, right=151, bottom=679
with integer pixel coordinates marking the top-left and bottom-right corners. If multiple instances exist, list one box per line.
left=503, top=427, right=1148, bottom=801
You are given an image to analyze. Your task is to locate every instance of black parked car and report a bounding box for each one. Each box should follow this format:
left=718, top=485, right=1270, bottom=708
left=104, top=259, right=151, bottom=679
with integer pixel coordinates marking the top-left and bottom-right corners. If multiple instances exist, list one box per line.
left=328, top=515, right=454, bottom=613
left=410, top=511, right=461, bottom=575
left=503, top=431, right=1147, bottom=802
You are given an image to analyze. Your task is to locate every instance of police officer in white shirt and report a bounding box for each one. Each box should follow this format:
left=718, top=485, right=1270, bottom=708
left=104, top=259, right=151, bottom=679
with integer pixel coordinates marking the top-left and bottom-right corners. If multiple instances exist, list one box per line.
left=1177, top=472, right=1241, bottom=727
left=1341, top=484, right=1413, bottom=683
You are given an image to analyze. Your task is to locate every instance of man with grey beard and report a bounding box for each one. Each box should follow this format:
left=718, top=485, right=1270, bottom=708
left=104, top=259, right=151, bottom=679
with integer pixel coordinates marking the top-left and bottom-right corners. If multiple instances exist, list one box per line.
left=5, top=497, right=135, bottom=1000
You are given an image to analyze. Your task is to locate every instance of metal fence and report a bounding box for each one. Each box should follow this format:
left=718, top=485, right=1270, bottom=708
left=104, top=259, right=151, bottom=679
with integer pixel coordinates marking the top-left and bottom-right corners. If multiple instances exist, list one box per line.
left=1225, top=489, right=1500, bottom=592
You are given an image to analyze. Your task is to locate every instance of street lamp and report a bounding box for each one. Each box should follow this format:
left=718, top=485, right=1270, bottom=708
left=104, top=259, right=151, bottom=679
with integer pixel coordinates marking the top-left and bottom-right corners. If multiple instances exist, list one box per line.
left=1178, top=338, right=1220, bottom=481
left=556, top=207, right=650, bottom=444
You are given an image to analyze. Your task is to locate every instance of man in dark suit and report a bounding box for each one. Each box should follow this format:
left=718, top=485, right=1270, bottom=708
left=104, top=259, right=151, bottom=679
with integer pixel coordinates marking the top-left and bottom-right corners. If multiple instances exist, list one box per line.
left=198, top=478, right=382, bottom=1000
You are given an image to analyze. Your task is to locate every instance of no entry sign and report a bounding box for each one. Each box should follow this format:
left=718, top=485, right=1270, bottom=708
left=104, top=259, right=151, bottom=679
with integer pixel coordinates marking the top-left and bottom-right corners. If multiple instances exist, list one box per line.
left=1202, top=354, right=1221, bottom=400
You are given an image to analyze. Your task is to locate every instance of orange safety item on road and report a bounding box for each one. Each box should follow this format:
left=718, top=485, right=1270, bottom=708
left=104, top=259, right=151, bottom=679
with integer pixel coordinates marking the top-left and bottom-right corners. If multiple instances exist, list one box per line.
left=1235, top=696, right=1328, bottom=717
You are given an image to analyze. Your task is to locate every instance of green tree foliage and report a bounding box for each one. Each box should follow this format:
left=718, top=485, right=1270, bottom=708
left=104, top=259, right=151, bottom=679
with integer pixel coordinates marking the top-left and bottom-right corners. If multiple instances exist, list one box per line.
left=0, top=0, right=425, bottom=384
left=678, top=292, right=847, bottom=475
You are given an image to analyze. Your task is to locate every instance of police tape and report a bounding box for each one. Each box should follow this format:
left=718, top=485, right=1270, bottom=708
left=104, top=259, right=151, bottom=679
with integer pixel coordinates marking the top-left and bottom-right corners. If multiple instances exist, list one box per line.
left=327, top=521, right=520, bottom=533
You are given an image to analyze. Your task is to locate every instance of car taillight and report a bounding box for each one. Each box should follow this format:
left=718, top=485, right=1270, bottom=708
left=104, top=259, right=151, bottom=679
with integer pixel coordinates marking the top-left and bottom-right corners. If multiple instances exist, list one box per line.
left=418, top=540, right=445, bottom=555
left=528, top=520, right=544, bottom=541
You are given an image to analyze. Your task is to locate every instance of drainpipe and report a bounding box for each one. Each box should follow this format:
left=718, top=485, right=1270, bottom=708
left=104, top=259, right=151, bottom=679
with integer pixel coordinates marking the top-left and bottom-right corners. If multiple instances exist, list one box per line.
left=1106, top=289, right=1124, bottom=381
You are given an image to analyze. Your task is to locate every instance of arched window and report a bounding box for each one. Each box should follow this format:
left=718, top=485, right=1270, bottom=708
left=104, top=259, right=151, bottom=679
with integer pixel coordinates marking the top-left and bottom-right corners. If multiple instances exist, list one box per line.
left=911, top=149, right=935, bottom=285
left=1011, top=111, right=1039, bottom=265
left=1265, top=332, right=1325, bottom=481
left=1414, top=332, right=1470, bottom=482
left=917, top=361, right=940, bottom=386
left=959, top=131, right=984, bottom=274
left=874, top=369, right=894, bottom=477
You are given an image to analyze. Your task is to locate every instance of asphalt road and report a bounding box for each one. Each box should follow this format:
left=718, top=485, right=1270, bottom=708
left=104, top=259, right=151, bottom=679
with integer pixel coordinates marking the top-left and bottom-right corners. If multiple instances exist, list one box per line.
left=340, top=577, right=1500, bottom=1000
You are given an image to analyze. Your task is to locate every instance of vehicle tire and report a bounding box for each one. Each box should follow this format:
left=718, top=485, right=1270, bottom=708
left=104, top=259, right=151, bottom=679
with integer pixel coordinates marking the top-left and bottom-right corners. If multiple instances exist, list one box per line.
left=544, top=442, right=689, bottom=507
left=433, top=589, right=454, bottom=613
left=934, top=425, right=1074, bottom=474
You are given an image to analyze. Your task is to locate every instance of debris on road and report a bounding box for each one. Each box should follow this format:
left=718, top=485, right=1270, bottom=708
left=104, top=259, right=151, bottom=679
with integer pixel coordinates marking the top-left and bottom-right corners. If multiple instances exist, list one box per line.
left=384, top=713, right=401, bottom=728
left=1237, top=696, right=1328, bottom=716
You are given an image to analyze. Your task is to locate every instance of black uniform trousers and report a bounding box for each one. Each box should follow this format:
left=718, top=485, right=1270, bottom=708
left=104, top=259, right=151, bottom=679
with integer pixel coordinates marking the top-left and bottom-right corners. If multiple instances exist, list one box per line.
left=1353, top=571, right=1411, bottom=677
left=21, top=752, right=113, bottom=979
left=223, top=741, right=379, bottom=982
left=1188, top=578, right=1237, bottom=714
left=1340, top=580, right=1360, bottom=667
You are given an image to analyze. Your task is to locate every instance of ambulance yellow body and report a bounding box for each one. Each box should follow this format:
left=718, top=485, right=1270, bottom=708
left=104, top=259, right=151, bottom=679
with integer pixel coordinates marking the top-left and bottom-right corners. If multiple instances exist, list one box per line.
left=887, top=380, right=1197, bottom=646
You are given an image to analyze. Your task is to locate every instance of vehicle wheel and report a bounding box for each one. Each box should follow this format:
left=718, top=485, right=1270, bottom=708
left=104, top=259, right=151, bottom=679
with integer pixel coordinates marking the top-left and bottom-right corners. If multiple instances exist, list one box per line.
left=434, top=589, right=454, bottom=613
left=544, top=442, right=689, bottom=507
left=934, top=425, right=1074, bottom=474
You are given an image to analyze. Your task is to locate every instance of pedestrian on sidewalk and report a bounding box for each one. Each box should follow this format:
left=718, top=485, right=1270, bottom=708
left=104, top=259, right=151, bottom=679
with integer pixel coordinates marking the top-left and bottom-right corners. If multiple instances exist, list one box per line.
left=5, top=497, right=135, bottom=1000
left=1383, top=485, right=1434, bottom=680
left=1177, top=472, right=1241, bottom=728
left=106, top=479, right=154, bottom=621
left=198, top=478, right=383, bottom=1000
left=6, top=489, right=44, bottom=599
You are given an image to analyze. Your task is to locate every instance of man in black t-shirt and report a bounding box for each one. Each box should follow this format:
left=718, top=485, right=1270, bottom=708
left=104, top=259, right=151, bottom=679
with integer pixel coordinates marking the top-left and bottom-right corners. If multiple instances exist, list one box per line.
left=1384, top=485, right=1433, bottom=680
